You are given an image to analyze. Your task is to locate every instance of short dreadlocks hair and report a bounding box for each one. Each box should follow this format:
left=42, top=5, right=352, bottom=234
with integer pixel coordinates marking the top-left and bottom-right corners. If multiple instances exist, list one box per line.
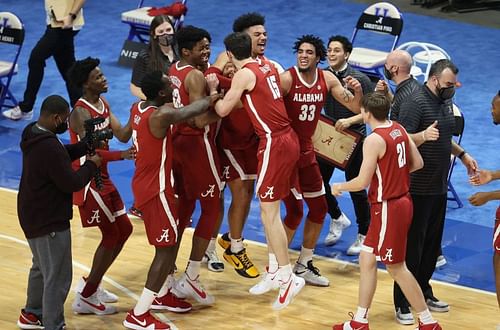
left=233, top=12, right=265, bottom=32
left=293, top=34, right=327, bottom=63
left=68, top=57, right=100, bottom=88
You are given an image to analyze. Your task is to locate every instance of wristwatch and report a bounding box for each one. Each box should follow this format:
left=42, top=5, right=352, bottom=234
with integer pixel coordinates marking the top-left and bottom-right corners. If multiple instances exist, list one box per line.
left=69, top=12, right=77, bottom=20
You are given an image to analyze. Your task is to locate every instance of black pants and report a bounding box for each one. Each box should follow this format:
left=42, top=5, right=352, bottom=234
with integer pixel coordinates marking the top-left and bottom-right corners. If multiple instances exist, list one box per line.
left=393, top=193, right=447, bottom=308
left=317, top=143, right=370, bottom=235
left=18, top=26, right=81, bottom=112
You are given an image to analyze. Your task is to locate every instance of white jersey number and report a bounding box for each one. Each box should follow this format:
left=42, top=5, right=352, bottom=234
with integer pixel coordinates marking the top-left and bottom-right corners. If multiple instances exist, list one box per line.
left=396, top=142, right=406, bottom=168
left=266, top=75, right=281, bottom=100
left=298, top=104, right=316, bottom=121
left=172, top=88, right=184, bottom=108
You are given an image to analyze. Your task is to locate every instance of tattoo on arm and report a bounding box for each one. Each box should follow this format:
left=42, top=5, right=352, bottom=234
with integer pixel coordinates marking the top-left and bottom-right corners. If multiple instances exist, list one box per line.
left=343, top=87, right=351, bottom=103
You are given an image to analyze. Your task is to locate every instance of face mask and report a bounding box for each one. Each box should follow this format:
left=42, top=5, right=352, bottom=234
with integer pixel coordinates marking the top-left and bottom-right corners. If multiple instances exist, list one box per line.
left=54, top=118, right=68, bottom=134
left=158, top=34, right=174, bottom=47
left=383, top=66, right=393, bottom=81
left=436, top=81, right=455, bottom=101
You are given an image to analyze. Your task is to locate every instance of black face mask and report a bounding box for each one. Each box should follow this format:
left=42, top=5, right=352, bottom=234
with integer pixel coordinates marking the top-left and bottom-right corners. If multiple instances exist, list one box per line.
left=436, top=82, right=455, bottom=101
left=383, top=66, right=393, bottom=81
left=158, top=34, right=174, bottom=47
left=54, top=120, right=68, bottom=134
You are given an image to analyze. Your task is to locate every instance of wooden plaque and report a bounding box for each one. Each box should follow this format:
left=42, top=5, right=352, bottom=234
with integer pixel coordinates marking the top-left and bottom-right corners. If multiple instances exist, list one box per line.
left=312, top=115, right=362, bottom=169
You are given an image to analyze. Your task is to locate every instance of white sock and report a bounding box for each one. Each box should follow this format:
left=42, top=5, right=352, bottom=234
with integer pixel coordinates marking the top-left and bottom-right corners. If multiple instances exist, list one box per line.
left=278, top=264, right=293, bottom=282
left=418, top=309, right=435, bottom=324
left=186, top=260, right=201, bottom=280
left=354, top=306, right=369, bottom=323
left=297, top=246, right=313, bottom=265
left=206, top=238, right=216, bottom=253
left=268, top=253, right=279, bottom=273
left=134, top=287, right=157, bottom=315
left=230, top=236, right=244, bottom=253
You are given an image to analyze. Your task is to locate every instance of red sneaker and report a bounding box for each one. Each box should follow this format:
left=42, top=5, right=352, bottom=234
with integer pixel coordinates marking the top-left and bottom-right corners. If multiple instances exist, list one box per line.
left=123, top=309, right=170, bottom=330
left=128, top=206, right=143, bottom=218
left=17, top=309, right=43, bottom=329
left=332, top=319, right=369, bottom=330
left=151, top=290, right=192, bottom=313
left=418, top=321, right=442, bottom=330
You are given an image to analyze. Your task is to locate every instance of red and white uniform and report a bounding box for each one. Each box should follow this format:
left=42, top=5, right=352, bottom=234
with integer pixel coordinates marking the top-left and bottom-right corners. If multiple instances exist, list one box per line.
left=205, top=66, right=258, bottom=182
left=363, top=121, right=413, bottom=264
left=131, top=101, right=178, bottom=246
left=169, top=62, right=223, bottom=199
left=69, top=97, right=126, bottom=227
left=284, top=66, right=327, bottom=197
left=241, top=61, right=300, bottom=201
left=494, top=206, right=500, bottom=254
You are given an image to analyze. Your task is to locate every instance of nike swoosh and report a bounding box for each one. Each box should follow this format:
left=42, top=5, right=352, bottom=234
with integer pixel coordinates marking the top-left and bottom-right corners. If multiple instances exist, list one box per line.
left=81, top=297, right=106, bottom=311
left=279, top=278, right=293, bottom=304
left=295, top=85, right=301, bottom=89
left=233, top=260, right=241, bottom=268
left=187, top=279, right=207, bottom=299
left=294, top=270, right=306, bottom=275
left=375, top=211, right=380, bottom=215
left=130, top=314, right=147, bottom=327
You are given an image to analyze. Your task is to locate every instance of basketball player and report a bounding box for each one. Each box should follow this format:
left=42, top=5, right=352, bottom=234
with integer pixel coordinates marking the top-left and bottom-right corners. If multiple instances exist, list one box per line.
left=208, top=32, right=305, bottom=310
left=331, top=93, right=441, bottom=330
left=123, top=71, right=219, bottom=329
left=469, top=91, right=500, bottom=317
left=168, top=25, right=222, bottom=305
left=68, top=57, right=134, bottom=315
left=277, top=35, right=362, bottom=288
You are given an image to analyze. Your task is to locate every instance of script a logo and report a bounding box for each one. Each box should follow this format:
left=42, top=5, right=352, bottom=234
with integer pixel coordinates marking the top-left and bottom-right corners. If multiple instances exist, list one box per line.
left=260, top=186, right=275, bottom=199
left=381, top=248, right=393, bottom=262
left=222, top=166, right=230, bottom=180
left=87, top=209, right=101, bottom=225
left=156, top=229, right=170, bottom=243
left=201, top=184, right=216, bottom=198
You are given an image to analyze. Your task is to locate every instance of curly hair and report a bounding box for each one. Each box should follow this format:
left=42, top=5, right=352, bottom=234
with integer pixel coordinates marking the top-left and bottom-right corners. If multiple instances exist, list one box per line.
left=67, top=57, right=100, bottom=88
left=293, top=34, right=326, bottom=62
left=233, top=12, right=265, bottom=32
left=175, top=25, right=211, bottom=53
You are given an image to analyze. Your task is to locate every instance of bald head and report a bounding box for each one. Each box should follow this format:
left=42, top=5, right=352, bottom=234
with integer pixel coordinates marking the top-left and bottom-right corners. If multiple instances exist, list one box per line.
left=386, top=50, right=412, bottom=74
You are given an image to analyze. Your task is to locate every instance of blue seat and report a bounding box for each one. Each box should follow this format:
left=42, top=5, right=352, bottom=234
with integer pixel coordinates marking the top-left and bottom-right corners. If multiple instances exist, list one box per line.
left=447, top=104, right=465, bottom=208
left=348, top=2, right=403, bottom=81
left=0, top=12, right=24, bottom=111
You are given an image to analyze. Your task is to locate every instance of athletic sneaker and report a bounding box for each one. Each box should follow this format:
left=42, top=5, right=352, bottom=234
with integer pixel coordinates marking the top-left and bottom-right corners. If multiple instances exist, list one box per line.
left=271, top=273, right=305, bottom=310
left=128, top=206, right=143, bottom=219
left=426, top=296, right=449, bottom=312
left=249, top=267, right=279, bottom=295
left=332, top=319, right=369, bottom=330
left=347, top=234, right=366, bottom=256
left=74, top=277, right=118, bottom=303
left=72, top=291, right=117, bottom=315
left=293, top=260, right=330, bottom=287
left=172, top=273, right=215, bottom=305
left=17, top=309, right=43, bottom=330
left=435, top=255, right=447, bottom=268
left=395, top=306, right=415, bottom=325
left=222, top=247, right=259, bottom=278
left=123, top=309, right=170, bottom=330
left=2, top=106, right=33, bottom=120
left=151, top=290, right=192, bottom=313
left=324, top=213, right=351, bottom=246
left=202, top=249, right=224, bottom=272
left=417, top=321, right=442, bottom=330
left=217, top=232, right=231, bottom=250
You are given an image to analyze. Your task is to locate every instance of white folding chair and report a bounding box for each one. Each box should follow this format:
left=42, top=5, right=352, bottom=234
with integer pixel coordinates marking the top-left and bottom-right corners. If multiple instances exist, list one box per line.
left=348, top=2, right=403, bottom=81
left=396, top=41, right=450, bottom=83
left=0, top=12, right=24, bottom=111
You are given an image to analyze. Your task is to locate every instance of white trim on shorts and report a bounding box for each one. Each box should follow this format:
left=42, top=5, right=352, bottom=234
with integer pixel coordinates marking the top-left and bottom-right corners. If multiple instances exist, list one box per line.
left=89, top=188, right=115, bottom=223
left=223, top=149, right=257, bottom=181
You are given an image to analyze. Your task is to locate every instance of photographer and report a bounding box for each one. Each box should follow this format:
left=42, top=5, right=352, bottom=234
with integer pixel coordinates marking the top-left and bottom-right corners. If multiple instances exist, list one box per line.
left=17, top=95, right=101, bottom=330
left=67, top=57, right=135, bottom=315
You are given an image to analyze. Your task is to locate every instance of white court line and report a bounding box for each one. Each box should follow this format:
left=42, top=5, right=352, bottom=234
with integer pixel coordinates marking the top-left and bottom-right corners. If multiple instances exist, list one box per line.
left=1, top=186, right=495, bottom=299
left=0, top=234, right=178, bottom=329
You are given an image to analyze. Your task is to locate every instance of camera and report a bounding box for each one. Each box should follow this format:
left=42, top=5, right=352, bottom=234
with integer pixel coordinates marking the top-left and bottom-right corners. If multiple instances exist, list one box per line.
left=83, top=117, right=114, bottom=190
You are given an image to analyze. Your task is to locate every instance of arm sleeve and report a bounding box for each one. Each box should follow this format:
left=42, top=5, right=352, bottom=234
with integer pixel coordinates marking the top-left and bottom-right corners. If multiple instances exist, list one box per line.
left=204, top=67, right=232, bottom=90
left=64, top=140, right=87, bottom=161
left=46, top=141, right=98, bottom=193
left=96, top=149, right=122, bottom=162
left=397, top=99, right=422, bottom=133
left=131, top=51, right=149, bottom=86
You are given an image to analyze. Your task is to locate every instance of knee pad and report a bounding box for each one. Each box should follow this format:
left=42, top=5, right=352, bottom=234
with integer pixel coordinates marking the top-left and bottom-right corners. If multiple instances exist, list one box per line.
left=194, top=199, right=221, bottom=240
left=305, top=196, right=328, bottom=224
left=283, top=194, right=304, bottom=230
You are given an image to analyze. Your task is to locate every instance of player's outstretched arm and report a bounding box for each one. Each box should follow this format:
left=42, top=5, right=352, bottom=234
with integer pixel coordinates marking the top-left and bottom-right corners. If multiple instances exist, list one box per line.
left=214, top=68, right=254, bottom=117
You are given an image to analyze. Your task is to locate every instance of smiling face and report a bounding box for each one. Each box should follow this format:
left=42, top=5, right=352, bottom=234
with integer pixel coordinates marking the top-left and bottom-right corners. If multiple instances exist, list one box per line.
left=296, top=42, right=318, bottom=72
left=188, top=37, right=211, bottom=67
left=246, top=25, right=267, bottom=57
left=327, top=41, right=348, bottom=70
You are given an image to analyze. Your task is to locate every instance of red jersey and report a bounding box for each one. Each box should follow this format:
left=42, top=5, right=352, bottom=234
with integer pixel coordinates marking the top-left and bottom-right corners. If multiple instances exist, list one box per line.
left=131, top=101, right=175, bottom=207
left=368, top=121, right=410, bottom=203
left=284, top=66, right=328, bottom=152
left=204, top=66, right=256, bottom=150
left=241, top=61, right=290, bottom=138
left=69, top=97, right=115, bottom=205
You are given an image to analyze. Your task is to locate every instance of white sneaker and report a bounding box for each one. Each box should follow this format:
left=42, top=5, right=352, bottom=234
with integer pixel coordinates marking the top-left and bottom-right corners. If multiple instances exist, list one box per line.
left=436, top=255, right=447, bottom=268
left=293, top=260, right=330, bottom=287
left=271, top=273, right=305, bottom=310
left=395, top=306, right=415, bottom=325
left=2, top=106, right=33, bottom=120
left=324, top=213, right=351, bottom=246
left=202, top=249, right=224, bottom=272
left=249, top=268, right=279, bottom=295
left=347, top=233, right=366, bottom=255
left=72, top=291, right=117, bottom=315
left=172, top=273, right=215, bottom=305
left=74, top=277, right=118, bottom=303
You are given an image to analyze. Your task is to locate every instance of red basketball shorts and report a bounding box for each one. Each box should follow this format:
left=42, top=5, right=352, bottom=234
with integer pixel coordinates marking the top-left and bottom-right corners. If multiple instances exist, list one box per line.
left=220, top=141, right=258, bottom=182
left=494, top=207, right=500, bottom=255
left=140, top=191, right=179, bottom=247
left=78, top=187, right=126, bottom=228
